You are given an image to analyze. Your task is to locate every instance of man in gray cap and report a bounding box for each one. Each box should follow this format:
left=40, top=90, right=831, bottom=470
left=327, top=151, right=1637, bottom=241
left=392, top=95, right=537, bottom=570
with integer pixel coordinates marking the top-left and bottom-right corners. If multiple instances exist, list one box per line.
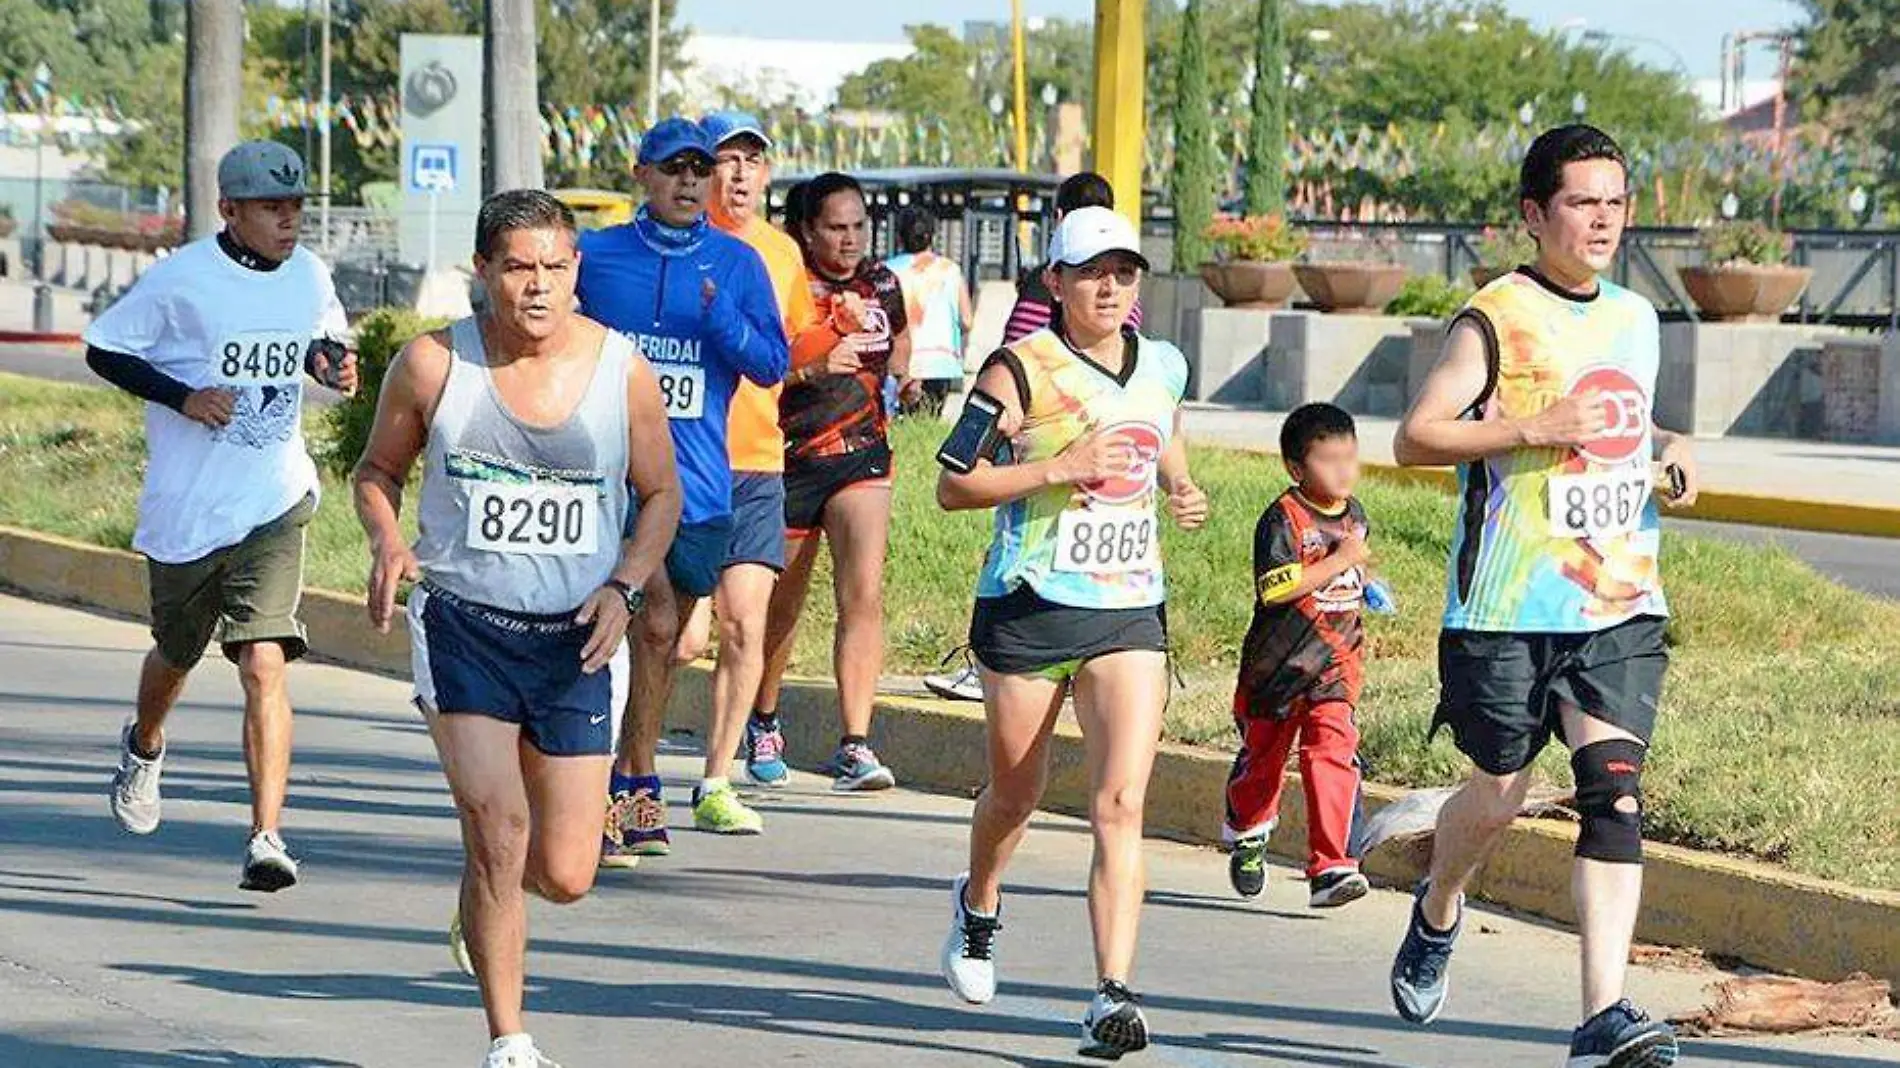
left=84, top=139, right=357, bottom=893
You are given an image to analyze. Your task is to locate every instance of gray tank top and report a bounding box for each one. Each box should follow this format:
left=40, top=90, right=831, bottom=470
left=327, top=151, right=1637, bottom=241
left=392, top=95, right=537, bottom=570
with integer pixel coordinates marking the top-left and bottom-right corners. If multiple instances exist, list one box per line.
left=413, top=316, right=633, bottom=615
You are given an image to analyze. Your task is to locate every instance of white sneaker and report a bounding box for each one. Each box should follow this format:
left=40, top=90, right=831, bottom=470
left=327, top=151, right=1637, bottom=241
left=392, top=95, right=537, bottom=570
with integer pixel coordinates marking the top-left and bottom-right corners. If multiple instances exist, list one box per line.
left=110, top=718, right=163, bottom=835
left=924, top=662, right=984, bottom=702
left=449, top=906, right=475, bottom=977
left=940, top=872, right=1001, bottom=1004
left=1308, top=867, right=1371, bottom=909
left=484, top=1034, right=560, bottom=1067
left=239, top=830, right=299, bottom=892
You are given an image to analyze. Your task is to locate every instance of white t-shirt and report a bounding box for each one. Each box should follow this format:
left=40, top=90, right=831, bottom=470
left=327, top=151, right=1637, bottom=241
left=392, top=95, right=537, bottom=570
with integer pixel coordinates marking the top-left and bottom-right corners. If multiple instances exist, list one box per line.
left=83, top=237, right=347, bottom=564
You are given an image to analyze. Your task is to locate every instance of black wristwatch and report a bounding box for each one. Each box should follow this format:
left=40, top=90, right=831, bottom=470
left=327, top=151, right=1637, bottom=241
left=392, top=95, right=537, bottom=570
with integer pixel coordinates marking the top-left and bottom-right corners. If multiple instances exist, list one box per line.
left=605, top=578, right=644, bottom=614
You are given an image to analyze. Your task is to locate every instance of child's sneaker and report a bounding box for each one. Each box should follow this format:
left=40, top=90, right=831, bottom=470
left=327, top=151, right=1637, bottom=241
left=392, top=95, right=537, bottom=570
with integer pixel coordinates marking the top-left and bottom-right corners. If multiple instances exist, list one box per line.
left=1228, top=834, right=1269, bottom=899
left=1308, top=866, right=1370, bottom=909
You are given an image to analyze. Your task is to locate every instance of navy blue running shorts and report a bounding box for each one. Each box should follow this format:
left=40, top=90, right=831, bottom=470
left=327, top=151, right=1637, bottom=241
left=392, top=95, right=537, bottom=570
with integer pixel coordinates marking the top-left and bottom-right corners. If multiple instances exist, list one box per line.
left=408, top=582, right=629, bottom=757
left=723, top=473, right=786, bottom=572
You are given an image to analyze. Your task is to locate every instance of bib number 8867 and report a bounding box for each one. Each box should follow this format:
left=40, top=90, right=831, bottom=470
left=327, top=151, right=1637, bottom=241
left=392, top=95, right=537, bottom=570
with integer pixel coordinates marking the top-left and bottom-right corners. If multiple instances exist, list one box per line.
left=1548, top=470, right=1650, bottom=539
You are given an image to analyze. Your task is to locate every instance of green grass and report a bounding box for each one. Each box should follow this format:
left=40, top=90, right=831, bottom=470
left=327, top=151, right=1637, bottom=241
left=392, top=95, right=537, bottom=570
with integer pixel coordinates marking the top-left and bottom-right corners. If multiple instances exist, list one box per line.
left=6, top=371, right=1900, bottom=890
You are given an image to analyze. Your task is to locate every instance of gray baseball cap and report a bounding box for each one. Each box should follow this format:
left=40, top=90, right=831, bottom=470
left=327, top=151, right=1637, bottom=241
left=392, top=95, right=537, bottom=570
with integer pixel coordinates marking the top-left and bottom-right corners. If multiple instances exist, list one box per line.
left=218, top=141, right=310, bottom=201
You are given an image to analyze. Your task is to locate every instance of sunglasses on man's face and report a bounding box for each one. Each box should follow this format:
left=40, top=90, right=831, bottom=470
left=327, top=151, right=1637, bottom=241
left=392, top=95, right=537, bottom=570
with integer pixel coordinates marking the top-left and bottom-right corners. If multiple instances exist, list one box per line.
left=657, top=155, right=714, bottom=178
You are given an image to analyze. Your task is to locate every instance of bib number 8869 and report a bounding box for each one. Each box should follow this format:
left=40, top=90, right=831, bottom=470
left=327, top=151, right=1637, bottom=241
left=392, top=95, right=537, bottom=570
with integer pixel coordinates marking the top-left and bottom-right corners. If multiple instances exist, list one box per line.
left=1054, top=510, right=1156, bottom=574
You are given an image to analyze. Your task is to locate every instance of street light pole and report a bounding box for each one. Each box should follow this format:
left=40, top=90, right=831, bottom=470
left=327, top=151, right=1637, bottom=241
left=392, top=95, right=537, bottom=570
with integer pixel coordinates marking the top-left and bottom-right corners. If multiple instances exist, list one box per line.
left=647, top=0, right=661, bottom=126
left=320, top=0, right=332, bottom=250
left=1010, top=0, right=1029, bottom=173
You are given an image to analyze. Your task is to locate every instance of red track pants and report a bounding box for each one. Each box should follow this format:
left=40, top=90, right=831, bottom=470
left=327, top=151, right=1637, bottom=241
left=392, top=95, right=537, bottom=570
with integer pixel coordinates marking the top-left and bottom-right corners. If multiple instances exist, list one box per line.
left=1224, top=693, right=1363, bottom=879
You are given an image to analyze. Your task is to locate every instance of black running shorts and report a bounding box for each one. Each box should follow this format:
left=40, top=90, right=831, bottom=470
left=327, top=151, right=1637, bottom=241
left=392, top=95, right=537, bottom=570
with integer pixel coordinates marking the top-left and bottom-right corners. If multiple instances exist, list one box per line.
left=969, top=585, right=1168, bottom=681
left=1433, top=614, right=1668, bottom=776
left=783, top=441, right=893, bottom=536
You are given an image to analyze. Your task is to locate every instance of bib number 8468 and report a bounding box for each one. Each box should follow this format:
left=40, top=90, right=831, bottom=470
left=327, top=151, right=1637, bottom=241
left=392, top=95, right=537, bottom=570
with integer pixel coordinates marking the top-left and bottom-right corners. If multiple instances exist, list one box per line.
left=1054, top=509, right=1157, bottom=574
left=1548, top=470, right=1650, bottom=539
left=215, top=332, right=305, bottom=385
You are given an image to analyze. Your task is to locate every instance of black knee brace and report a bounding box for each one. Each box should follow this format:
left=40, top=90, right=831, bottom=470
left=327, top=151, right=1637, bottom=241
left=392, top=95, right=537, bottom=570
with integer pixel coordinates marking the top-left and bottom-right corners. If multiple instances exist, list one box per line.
left=1571, top=739, right=1646, bottom=864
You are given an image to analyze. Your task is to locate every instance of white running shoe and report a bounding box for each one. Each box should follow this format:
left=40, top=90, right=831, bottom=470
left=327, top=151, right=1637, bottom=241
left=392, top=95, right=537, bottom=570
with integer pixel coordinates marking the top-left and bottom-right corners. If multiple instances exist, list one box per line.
left=924, top=662, right=984, bottom=702
left=110, top=718, right=163, bottom=835
left=239, top=830, right=299, bottom=893
left=940, top=872, right=1001, bottom=1004
left=1080, top=980, right=1150, bottom=1061
left=449, top=906, right=475, bottom=977
left=484, top=1033, right=561, bottom=1067
left=1308, top=867, right=1371, bottom=909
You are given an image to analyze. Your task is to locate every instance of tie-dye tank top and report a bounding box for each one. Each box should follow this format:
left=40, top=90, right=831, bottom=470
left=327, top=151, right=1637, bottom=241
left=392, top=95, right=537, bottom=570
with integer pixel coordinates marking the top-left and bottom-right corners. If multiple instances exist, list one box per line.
left=975, top=327, right=1189, bottom=610
left=1442, top=269, right=1670, bottom=633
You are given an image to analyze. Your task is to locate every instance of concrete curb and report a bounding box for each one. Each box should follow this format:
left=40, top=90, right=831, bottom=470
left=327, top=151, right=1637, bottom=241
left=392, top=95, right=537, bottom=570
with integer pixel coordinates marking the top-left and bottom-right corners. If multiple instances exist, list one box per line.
left=0, top=330, right=85, bottom=346
left=4, top=522, right=1898, bottom=986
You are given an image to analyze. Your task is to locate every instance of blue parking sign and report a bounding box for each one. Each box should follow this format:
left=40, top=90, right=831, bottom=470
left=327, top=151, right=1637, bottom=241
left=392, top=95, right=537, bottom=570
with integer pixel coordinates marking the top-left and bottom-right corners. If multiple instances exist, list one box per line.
left=411, top=143, right=458, bottom=193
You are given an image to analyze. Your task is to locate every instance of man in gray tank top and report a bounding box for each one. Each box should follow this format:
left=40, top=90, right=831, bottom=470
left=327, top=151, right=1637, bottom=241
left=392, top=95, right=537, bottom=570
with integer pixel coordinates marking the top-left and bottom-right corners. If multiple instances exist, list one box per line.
left=352, top=190, right=681, bottom=1068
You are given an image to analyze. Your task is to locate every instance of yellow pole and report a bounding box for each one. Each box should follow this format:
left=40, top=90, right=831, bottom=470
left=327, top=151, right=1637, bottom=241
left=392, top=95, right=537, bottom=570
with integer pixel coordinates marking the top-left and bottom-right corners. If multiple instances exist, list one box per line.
left=1091, top=0, right=1144, bottom=225
left=1011, top=0, right=1030, bottom=172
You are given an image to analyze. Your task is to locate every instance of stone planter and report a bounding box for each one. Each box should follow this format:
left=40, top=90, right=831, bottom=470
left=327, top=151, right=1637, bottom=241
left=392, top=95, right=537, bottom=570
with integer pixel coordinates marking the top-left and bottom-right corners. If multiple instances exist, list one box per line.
left=1199, top=260, right=1297, bottom=309
left=0, top=217, right=15, bottom=239
left=1469, top=265, right=1512, bottom=289
left=1679, top=264, right=1813, bottom=323
left=46, top=223, right=80, bottom=244
left=1293, top=262, right=1407, bottom=315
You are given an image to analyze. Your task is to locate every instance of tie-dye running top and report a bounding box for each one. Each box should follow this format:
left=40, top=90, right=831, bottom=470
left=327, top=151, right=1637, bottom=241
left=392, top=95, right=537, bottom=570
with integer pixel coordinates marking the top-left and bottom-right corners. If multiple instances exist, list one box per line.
left=975, top=326, right=1189, bottom=610
left=1442, top=268, right=1670, bottom=633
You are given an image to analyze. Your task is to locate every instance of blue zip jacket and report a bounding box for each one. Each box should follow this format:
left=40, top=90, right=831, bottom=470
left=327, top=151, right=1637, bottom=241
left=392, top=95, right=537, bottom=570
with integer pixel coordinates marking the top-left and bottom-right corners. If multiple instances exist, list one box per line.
left=577, top=208, right=788, bottom=525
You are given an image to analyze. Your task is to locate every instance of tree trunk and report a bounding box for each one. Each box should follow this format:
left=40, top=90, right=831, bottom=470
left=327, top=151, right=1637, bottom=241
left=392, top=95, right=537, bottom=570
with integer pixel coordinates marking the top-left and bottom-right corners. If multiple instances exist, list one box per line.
left=485, top=0, right=543, bottom=195
left=184, top=0, right=243, bottom=240
left=1243, top=0, right=1287, bottom=215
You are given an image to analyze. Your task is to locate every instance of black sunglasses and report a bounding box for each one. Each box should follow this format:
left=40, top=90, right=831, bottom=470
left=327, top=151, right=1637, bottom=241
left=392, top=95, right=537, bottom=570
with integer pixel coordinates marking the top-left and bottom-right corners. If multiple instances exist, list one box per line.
left=656, top=155, right=714, bottom=178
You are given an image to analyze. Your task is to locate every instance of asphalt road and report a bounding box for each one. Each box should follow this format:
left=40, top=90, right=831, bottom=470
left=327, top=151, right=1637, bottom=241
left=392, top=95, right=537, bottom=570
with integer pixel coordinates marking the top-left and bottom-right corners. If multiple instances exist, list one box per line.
left=1, top=592, right=1896, bottom=1068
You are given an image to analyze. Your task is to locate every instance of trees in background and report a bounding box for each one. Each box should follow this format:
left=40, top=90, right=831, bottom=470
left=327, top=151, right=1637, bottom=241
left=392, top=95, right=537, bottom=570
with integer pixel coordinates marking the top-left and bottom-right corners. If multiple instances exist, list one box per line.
left=1170, top=0, right=1215, bottom=269
left=1242, top=0, right=1287, bottom=215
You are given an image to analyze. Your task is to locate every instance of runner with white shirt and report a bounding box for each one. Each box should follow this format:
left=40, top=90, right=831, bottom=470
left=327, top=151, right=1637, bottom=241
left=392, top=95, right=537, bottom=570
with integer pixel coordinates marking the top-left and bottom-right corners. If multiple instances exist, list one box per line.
left=353, top=189, right=680, bottom=1068
left=88, top=141, right=357, bottom=893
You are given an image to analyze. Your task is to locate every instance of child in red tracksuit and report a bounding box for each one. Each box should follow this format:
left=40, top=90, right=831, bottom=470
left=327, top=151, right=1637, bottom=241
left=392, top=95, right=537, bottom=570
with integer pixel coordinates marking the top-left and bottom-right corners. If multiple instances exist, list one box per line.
left=1225, top=402, right=1372, bottom=910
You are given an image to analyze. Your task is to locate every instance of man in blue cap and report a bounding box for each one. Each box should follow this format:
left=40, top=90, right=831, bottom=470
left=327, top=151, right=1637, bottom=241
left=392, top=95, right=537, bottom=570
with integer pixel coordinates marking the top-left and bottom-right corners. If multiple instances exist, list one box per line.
left=578, top=117, right=788, bottom=864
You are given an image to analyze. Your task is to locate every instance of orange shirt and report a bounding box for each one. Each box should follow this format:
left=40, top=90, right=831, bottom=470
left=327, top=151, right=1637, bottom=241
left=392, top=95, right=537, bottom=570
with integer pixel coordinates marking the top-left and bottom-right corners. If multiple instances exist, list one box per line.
left=718, top=214, right=816, bottom=473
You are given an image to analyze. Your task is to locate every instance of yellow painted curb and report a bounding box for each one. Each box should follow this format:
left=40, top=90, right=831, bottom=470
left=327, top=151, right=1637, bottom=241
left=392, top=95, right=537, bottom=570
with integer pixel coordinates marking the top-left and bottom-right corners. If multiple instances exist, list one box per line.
left=6, top=522, right=1900, bottom=985
left=1231, top=452, right=1900, bottom=540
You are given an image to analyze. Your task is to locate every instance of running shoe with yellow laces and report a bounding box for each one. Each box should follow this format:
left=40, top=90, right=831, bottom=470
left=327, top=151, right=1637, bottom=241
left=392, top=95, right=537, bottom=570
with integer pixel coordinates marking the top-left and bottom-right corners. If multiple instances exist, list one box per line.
left=692, top=779, right=764, bottom=834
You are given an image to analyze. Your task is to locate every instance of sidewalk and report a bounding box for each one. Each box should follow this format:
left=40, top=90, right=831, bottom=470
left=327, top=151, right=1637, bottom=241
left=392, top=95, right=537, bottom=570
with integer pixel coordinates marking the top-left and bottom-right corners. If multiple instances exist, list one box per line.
left=1186, top=405, right=1900, bottom=524
left=0, top=278, right=92, bottom=341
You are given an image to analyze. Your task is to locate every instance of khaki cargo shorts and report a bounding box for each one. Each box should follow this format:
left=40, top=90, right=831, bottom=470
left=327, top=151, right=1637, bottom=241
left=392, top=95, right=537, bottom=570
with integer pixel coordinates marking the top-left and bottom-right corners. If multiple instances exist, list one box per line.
left=147, top=493, right=315, bottom=670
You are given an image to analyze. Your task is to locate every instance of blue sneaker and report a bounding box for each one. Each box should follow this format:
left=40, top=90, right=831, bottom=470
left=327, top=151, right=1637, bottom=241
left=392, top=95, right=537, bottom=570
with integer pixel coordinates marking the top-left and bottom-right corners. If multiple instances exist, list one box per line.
left=1567, top=1000, right=1679, bottom=1068
left=1390, top=879, right=1461, bottom=1025
left=743, top=714, right=789, bottom=787
left=824, top=742, right=895, bottom=793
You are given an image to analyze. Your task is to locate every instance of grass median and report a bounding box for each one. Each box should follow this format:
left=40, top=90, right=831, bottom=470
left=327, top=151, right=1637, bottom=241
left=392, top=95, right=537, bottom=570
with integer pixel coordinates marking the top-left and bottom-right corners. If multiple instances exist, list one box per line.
left=4, top=370, right=1899, bottom=891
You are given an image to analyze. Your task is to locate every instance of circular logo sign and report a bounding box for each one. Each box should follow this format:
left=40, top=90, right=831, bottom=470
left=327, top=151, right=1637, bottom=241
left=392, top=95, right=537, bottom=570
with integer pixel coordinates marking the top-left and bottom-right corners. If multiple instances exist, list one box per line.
left=1567, top=365, right=1649, bottom=464
left=405, top=61, right=459, bottom=118
left=1082, top=421, right=1165, bottom=505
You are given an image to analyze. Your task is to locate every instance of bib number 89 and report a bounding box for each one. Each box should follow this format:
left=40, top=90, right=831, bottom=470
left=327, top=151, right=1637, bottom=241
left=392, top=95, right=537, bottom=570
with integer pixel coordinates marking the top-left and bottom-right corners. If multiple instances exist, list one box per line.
left=657, top=367, right=705, bottom=419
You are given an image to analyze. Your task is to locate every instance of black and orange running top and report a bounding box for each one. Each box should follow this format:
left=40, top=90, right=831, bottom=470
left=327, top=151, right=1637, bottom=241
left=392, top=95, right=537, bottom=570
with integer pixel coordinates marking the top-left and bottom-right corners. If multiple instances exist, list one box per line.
left=781, top=259, right=908, bottom=464
left=1234, top=489, right=1369, bottom=718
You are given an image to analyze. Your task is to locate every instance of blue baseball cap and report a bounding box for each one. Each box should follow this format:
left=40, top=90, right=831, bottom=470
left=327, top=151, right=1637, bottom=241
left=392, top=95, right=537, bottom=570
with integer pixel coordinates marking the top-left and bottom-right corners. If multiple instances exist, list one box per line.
left=637, top=117, right=715, bottom=166
left=702, top=110, right=774, bottom=152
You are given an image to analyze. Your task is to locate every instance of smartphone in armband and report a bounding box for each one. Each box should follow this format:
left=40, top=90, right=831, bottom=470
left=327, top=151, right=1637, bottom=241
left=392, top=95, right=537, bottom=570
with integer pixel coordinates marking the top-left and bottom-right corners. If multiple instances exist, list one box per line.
left=937, top=390, right=1005, bottom=474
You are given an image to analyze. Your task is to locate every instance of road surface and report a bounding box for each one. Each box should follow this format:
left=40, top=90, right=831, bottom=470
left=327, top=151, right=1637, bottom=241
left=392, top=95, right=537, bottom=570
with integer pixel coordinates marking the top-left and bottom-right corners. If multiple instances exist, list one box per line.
left=1, top=593, right=1894, bottom=1068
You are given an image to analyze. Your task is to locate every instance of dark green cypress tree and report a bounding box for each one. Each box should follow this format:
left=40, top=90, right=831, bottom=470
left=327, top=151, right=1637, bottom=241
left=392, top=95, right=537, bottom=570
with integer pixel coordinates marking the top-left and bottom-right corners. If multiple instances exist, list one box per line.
left=1171, top=0, right=1216, bottom=270
left=1243, top=0, right=1288, bottom=215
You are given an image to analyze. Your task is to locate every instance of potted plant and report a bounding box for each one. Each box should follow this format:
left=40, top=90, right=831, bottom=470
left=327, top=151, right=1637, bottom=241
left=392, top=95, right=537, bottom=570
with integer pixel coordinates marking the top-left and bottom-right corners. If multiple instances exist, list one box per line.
left=1385, top=275, right=1475, bottom=404
left=1679, top=221, right=1812, bottom=323
left=1199, top=213, right=1308, bottom=309
left=1293, top=231, right=1407, bottom=314
left=1471, top=224, right=1536, bottom=288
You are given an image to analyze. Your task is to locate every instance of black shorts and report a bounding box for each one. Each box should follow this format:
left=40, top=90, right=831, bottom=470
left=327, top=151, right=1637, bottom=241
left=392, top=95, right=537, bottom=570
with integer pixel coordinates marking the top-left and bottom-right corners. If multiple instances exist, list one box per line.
left=1433, top=614, right=1668, bottom=776
left=969, top=585, right=1169, bottom=681
left=783, top=441, right=892, bottom=535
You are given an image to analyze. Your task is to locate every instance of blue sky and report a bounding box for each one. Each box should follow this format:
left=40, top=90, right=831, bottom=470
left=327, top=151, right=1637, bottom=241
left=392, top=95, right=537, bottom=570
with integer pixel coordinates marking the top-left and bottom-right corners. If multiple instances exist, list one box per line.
left=678, top=0, right=1803, bottom=79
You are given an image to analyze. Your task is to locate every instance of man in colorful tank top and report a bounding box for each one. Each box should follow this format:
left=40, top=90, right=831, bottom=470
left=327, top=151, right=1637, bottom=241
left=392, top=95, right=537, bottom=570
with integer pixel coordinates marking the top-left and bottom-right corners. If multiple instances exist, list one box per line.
left=1386, top=126, right=1700, bottom=1068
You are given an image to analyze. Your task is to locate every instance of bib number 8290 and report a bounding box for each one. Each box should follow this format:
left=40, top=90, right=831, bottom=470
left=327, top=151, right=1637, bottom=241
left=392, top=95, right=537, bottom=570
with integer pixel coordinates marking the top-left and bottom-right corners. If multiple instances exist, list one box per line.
left=466, top=483, right=599, bottom=556
left=1548, top=470, right=1650, bottom=539
left=1054, top=508, right=1157, bottom=574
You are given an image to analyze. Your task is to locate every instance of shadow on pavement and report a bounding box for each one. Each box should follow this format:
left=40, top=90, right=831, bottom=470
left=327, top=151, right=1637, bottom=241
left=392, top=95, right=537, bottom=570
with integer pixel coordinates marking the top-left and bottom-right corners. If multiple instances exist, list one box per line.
left=0, top=1032, right=358, bottom=1068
